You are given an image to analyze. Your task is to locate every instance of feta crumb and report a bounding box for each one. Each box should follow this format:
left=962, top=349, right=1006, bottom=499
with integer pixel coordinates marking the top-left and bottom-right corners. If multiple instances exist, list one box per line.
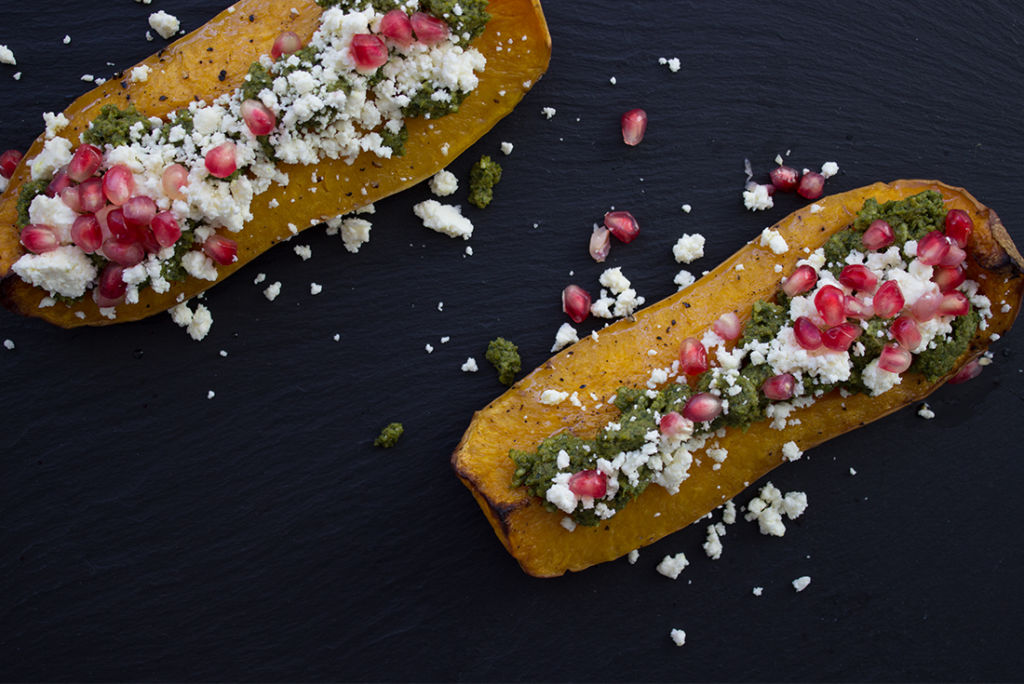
left=129, top=64, right=152, bottom=83
left=703, top=524, right=723, bottom=560
left=413, top=200, right=474, bottom=239
left=673, top=269, right=696, bottom=291
left=656, top=552, right=689, bottom=579
left=539, top=389, right=569, bottom=405
left=792, top=575, right=811, bottom=592
left=207, top=390, right=216, bottom=400
left=781, top=440, right=803, bottom=462
left=681, top=203, right=692, bottom=213
left=263, top=281, right=282, bottom=301
left=821, top=161, right=839, bottom=178
left=500, top=141, right=513, bottom=155
left=743, top=184, right=774, bottom=211
left=541, top=106, right=556, bottom=119
left=752, top=586, right=764, bottom=596
left=309, top=282, right=322, bottom=295
left=0, top=45, right=16, bottom=65
left=673, top=233, right=706, bottom=263
left=627, top=549, right=639, bottom=565
left=461, top=357, right=478, bottom=373
left=293, top=244, right=312, bottom=261
left=849, top=467, right=857, bottom=476
left=917, top=403, right=935, bottom=419
left=809, top=203, right=824, bottom=214
left=669, top=629, right=686, bottom=647
left=254, top=273, right=266, bottom=285
left=428, top=169, right=459, bottom=197
left=2, top=338, right=14, bottom=350
left=425, top=343, right=434, bottom=354
left=551, top=322, right=579, bottom=352
left=759, top=227, right=789, bottom=255
left=42, top=112, right=70, bottom=139
left=148, top=10, right=181, bottom=39
left=609, top=76, right=617, bottom=85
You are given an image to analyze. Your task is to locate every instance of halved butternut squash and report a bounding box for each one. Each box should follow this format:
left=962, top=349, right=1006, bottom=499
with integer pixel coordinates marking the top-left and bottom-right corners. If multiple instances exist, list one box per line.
left=452, top=180, right=1024, bottom=577
left=0, top=0, right=551, bottom=326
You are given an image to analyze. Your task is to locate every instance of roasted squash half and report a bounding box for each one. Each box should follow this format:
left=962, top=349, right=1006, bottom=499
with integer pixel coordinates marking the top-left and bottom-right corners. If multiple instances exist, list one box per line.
left=0, top=0, right=551, bottom=326
left=452, top=180, right=1024, bottom=578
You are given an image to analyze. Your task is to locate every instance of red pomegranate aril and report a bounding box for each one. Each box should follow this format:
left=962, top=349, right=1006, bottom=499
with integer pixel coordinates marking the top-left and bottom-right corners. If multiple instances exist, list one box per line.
left=102, top=238, right=145, bottom=267
left=123, top=195, right=157, bottom=230
left=948, top=358, right=983, bottom=384
left=915, top=230, right=951, bottom=266
left=621, top=108, right=647, bottom=146
left=151, top=211, right=181, bottom=248
left=939, top=244, right=966, bottom=268
left=782, top=264, right=818, bottom=297
left=878, top=344, right=912, bottom=374
left=271, top=30, right=303, bottom=60
left=98, top=263, right=127, bottom=300
left=0, top=149, right=23, bottom=178
left=769, top=165, right=799, bottom=192
left=872, top=280, right=905, bottom=319
left=797, top=171, right=825, bottom=199
left=94, top=205, right=115, bottom=239
left=240, top=99, right=277, bottom=136
left=838, top=264, right=878, bottom=292
left=568, top=469, right=607, bottom=499
left=106, top=207, right=132, bottom=241
left=204, top=234, right=238, bottom=265
left=205, top=142, right=238, bottom=179
left=71, top=215, right=103, bottom=253
left=891, top=316, right=922, bottom=350
left=410, top=12, right=449, bottom=45
left=793, top=316, right=823, bottom=350
left=589, top=225, right=610, bottom=262
left=380, top=9, right=414, bottom=46
left=944, top=209, right=973, bottom=248
left=60, top=185, right=82, bottom=213
left=911, top=291, right=942, bottom=322
left=351, top=34, right=389, bottom=72
left=659, top=411, right=693, bottom=438
left=932, top=265, right=965, bottom=293
left=762, top=373, right=796, bottom=401
left=712, top=312, right=742, bottom=341
left=821, top=322, right=861, bottom=352
left=682, top=392, right=723, bottom=423
left=678, top=337, right=708, bottom=375
left=20, top=224, right=60, bottom=253
left=102, top=164, right=135, bottom=205
left=138, top=227, right=162, bottom=254
left=939, top=291, right=970, bottom=316
left=46, top=169, right=72, bottom=198
left=561, top=284, right=591, bottom=324
left=844, top=294, right=874, bottom=320
left=67, top=143, right=103, bottom=182
left=162, top=163, right=189, bottom=201
left=603, top=210, right=639, bottom=243
left=814, top=285, right=846, bottom=327
left=862, top=219, right=895, bottom=251
left=78, top=178, right=106, bottom=213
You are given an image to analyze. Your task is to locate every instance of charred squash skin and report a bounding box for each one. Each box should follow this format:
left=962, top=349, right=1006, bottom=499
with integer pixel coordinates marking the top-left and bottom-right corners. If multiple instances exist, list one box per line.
left=452, top=180, right=1024, bottom=578
left=0, top=0, right=551, bottom=326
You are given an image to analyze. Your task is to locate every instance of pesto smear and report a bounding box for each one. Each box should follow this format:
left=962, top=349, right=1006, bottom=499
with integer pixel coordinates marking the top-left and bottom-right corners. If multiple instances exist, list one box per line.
left=467, top=155, right=502, bottom=208
left=513, top=191, right=992, bottom=526
left=486, top=337, right=521, bottom=385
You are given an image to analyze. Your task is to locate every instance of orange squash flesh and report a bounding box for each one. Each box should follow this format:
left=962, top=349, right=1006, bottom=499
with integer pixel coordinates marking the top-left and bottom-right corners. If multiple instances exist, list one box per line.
left=452, top=180, right=1024, bottom=578
left=0, top=0, right=551, bottom=326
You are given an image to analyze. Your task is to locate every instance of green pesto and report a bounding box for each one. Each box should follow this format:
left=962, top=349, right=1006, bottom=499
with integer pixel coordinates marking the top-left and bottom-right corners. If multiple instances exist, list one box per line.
left=380, top=124, right=408, bottom=157
left=159, top=109, right=195, bottom=144
left=15, top=178, right=49, bottom=228
left=374, top=422, right=404, bottom=447
left=467, top=155, right=502, bottom=209
left=486, top=337, right=521, bottom=385
left=402, top=87, right=469, bottom=119
left=278, top=45, right=321, bottom=76
left=912, top=307, right=980, bottom=380
left=739, top=300, right=788, bottom=347
left=82, top=104, right=152, bottom=148
left=242, top=62, right=274, bottom=102
left=159, top=230, right=197, bottom=282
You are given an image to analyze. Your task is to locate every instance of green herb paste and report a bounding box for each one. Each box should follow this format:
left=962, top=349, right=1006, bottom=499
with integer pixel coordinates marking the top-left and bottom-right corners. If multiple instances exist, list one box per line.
left=486, top=337, right=521, bottom=385
left=15, top=179, right=49, bottom=228
left=374, top=422, right=404, bottom=447
left=82, top=104, right=153, bottom=148
left=467, top=155, right=502, bottom=209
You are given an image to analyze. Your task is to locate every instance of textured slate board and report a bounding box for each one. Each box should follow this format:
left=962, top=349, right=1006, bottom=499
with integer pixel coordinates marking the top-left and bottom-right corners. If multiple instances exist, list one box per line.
left=1, top=1, right=1022, bottom=680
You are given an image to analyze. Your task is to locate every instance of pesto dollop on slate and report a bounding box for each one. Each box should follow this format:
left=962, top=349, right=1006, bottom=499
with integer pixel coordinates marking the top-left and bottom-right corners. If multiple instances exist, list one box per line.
left=486, top=337, right=520, bottom=385
left=467, top=155, right=502, bottom=208
left=374, top=422, right=404, bottom=447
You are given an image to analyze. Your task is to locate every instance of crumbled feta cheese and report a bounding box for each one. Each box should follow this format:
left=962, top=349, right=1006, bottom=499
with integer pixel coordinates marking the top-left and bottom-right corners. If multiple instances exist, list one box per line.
left=310, top=282, right=322, bottom=295
left=849, top=467, right=857, bottom=476
left=792, top=575, right=811, bottom=592
left=673, top=233, right=706, bottom=263
left=745, top=482, right=807, bottom=536
left=599, top=266, right=631, bottom=295
left=499, top=141, right=513, bottom=155
left=673, top=269, right=696, bottom=291
left=413, top=200, right=474, bottom=239
left=659, top=57, right=681, bottom=72
left=148, top=10, right=181, bottom=39
left=207, top=390, right=216, bottom=400
left=129, top=64, right=152, bottom=83
left=861, top=358, right=902, bottom=396
left=743, top=184, right=774, bottom=211
left=551, top=322, right=579, bottom=352
left=656, top=552, right=689, bottom=579
left=669, top=629, right=686, bottom=647
left=820, top=161, right=839, bottom=178
left=759, top=227, right=789, bottom=255
left=43, top=112, right=70, bottom=139
left=293, top=244, right=312, bottom=261
left=2, top=339, right=15, bottom=350
left=722, top=499, right=736, bottom=525
left=781, top=440, right=803, bottom=462
left=752, top=586, right=764, bottom=597
left=539, top=389, right=569, bottom=405
left=11, top=246, right=97, bottom=299
left=627, top=549, right=639, bottom=564
left=917, top=403, right=935, bottom=419
left=29, top=136, right=73, bottom=180
left=0, top=45, right=16, bottom=65
left=461, top=357, right=478, bottom=373
left=182, top=251, right=218, bottom=281
left=703, top=524, right=723, bottom=560
left=263, top=281, right=282, bottom=301
left=809, top=203, right=824, bottom=214
left=560, top=517, right=576, bottom=532
left=428, top=169, right=458, bottom=196
left=541, top=106, right=556, bottom=119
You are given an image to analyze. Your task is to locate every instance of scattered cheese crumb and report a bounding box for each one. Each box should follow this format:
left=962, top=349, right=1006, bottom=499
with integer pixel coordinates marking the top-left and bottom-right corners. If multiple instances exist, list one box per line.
left=207, top=390, right=215, bottom=400
left=310, top=282, right=322, bottom=295
left=809, top=203, right=824, bottom=214
left=263, top=281, right=282, bottom=301
left=609, top=76, right=617, bottom=85
left=673, top=233, right=706, bottom=263
left=293, top=244, right=312, bottom=261
left=0, top=45, right=16, bottom=66
left=148, top=10, right=181, bottom=39
left=656, top=552, right=689, bottom=579
left=2, top=338, right=14, bottom=350
left=781, top=440, right=803, bottom=462
left=669, top=629, right=687, bottom=647
left=499, top=141, right=513, bottom=155
left=759, top=227, right=789, bottom=255
left=752, top=586, right=764, bottom=597
left=673, top=269, right=696, bottom=291
left=539, top=389, right=570, bottom=405
left=413, top=200, right=474, bottom=239
left=129, top=64, right=152, bottom=83
left=849, top=467, right=858, bottom=476
left=703, top=524, right=723, bottom=560
left=821, top=161, right=839, bottom=178
left=461, top=357, right=478, bottom=373
left=425, top=343, right=434, bottom=354
left=681, top=203, right=692, bottom=213
left=743, top=184, right=774, bottom=211
left=792, top=575, right=812, bottom=592
left=917, top=403, right=935, bottom=419
left=551, top=322, right=579, bottom=352
left=541, top=106, right=556, bottom=119
left=429, top=169, right=458, bottom=196
left=627, top=549, right=639, bottom=565
left=560, top=517, right=576, bottom=532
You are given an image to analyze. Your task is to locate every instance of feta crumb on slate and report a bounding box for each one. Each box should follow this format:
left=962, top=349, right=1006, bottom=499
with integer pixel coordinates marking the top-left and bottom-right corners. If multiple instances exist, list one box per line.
left=917, top=403, right=935, bottom=419
left=745, top=482, right=807, bottom=536
left=207, top=390, right=215, bottom=400
left=722, top=499, right=736, bottom=524
left=609, top=76, right=617, bottom=85
left=656, top=552, right=689, bottom=579
left=254, top=272, right=266, bottom=285
left=293, top=244, right=312, bottom=260
left=703, top=524, right=723, bottom=560
left=551, top=322, right=579, bottom=352
left=263, top=281, right=282, bottom=301
left=743, top=184, right=774, bottom=211
left=681, top=203, right=692, bottom=213
left=43, top=112, right=69, bottom=138
left=849, top=467, right=858, bottom=476
left=429, top=169, right=458, bottom=196
left=673, top=233, right=706, bottom=263
left=541, top=106, right=556, bottom=119
left=760, top=227, right=789, bottom=255
left=310, top=282, right=322, bottom=295
left=821, top=161, right=839, bottom=178
left=461, top=357, right=478, bottom=373
left=781, top=440, right=803, bottom=462
left=670, top=629, right=687, bottom=647
left=792, top=575, right=812, bottom=592
left=500, top=141, right=513, bottom=155
left=413, top=200, right=474, bottom=239
left=0, top=45, right=16, bottom=65
left=3, top=339, right=14, bottom=350
left=658, top=56, right=681, bottom=72
left=425, top=343, right=434, bottom=354
left=169, top=301, right=213, bottom=341
left=752, top=586, right=764, bottom=596
left=628, top=549, right=639, bottom=565
left=63, top=35, right=72, bottom=45
left=148, top=10, right=181, bottom=39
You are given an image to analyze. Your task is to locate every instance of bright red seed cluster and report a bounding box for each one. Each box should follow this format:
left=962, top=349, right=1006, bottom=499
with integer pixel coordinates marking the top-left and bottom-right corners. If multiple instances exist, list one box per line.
left=767, top=164, right=827, bottom=200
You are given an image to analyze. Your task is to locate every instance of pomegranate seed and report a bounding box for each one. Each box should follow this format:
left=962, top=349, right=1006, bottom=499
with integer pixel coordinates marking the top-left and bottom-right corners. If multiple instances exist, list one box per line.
left=932, top=265, right=965, bottom=293
left=621, top=108, right=647, bottom=146
left=878, top=344, right=912, bottom=374
left=380, top=9, right=414, bottom=46
left=204, top=234, right=238, bottom=265
left=102, top=164, right=135, bottom=205
left=568, top=469, right=607, bottom=499
left=821, top=322, right=861, bottom=352
left=102, top=238, right=145, bottom=267
left=872, top=280, right=905, bottom=319
left=60, top=185, right=82, bottom=213
left=862, top=219, right=895, bottom=251
left=682, top=392, right=723, bottom=423
left=838, top=264, right=878, bottom=292
left=890, top=316, right=922, bottom=350
left=20, top=224, right=60, bottom=253
left=678, top=337, right=708, bottom=375
left=916, top=230, right=951, bottom=266
left=948, top=358, right=983, bottom=384
left=603, top=210, right=639, bottom=243
left=160, top=164, right=189, bottom=202
left=351, top=34, right=389, bottom=72
left=659, top=411, right=694, bottom=438
left=939, top=244, right=966, bottom=268
left=271, top=30, right=303, bottom=60
left=561, top=284, right=591, bottom=323
left=814, top=284, right=846, bottom=327
left=106, top=207, right=132, bottom=241
left=0, top=149, right=23, bottom=178
left=205, top=142, right=238, bottom=179
left=797, top=171, right=825, bottom=199
left=769, top=165, right=799, bottom=192
left=944, top=209, right=973, bottom=248
left=97, top=263, right=127, bottom=300
left=712, top=312, right=742, bottom=341
left=782, top=264, right=818, bottom=297
left=939, top=291, right=970, bottom=316
left=71, top=215, right=103, bottom=253
left=94, top=205, right=115, bottom=240
left=911, top=291, right=942, bottom=322
left=762, top=373, right=796, bottom=401
left=844, top=294, right=874, bottom=320
left=240, top=99, right=276, bottom=137
left=793, top=316, right=823, bottom=350
left=410, top=12, right=449, bottom=45
left=46, top=170, right=73, bottom=198
left=78, top=178, right=106, bottom=213
left=67, top=143, right=103, bottom=182
left=123, top=195, right=157, bottom=230
left=589, top=225, right=610, bottom=262
left=151, top=211, right=181, bottom=248
left=139, top=227, right=162, bottom=255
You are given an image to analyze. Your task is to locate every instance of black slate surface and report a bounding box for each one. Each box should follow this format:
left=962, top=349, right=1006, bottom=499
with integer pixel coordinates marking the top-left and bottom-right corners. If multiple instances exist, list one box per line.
left=1, top=1, right=1023, bottom=681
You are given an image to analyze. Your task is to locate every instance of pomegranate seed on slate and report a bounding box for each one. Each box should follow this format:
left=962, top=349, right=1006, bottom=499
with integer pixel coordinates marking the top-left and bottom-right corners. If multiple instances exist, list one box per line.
left=796, top=171, right=825, bottom=199
left=561, top=284, right=591, bottom=324
left=621, top=108, right=647, bottom=146
left=769, top=165, right=799, bottom=192
left=603, top=210, right=639, bottom=243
